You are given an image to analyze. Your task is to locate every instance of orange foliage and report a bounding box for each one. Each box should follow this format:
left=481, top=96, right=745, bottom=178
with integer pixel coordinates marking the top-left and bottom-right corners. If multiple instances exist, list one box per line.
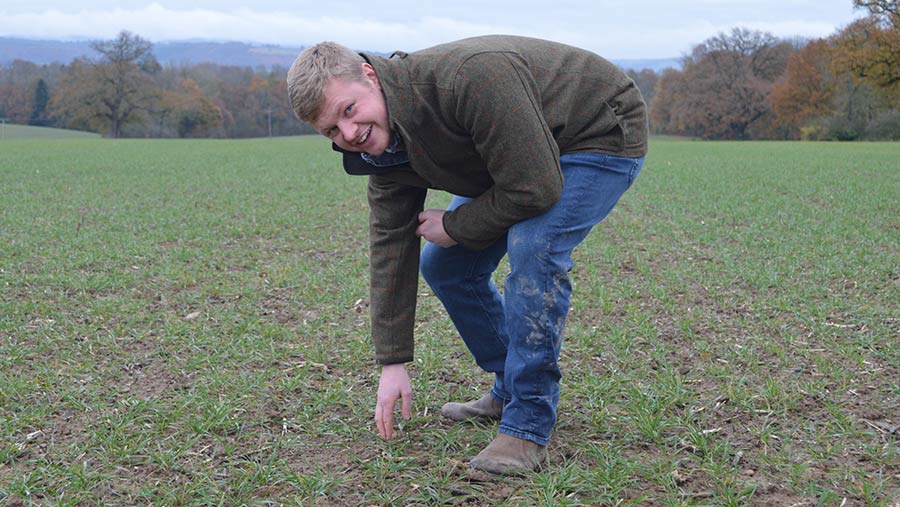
left=830, top=17, right=900, bottom=104
left=770, top=40, right=835, bottom=131
left=159, top=78, right=224, bottom=137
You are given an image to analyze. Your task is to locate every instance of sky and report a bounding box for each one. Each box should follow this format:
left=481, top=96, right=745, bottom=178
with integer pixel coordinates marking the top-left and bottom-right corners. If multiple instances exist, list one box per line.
left=0, top=1, right=865, bottom=60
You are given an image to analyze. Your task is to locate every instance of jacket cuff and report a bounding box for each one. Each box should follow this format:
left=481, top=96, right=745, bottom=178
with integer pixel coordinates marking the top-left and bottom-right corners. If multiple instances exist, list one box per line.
left=441, top=211, right=465, bottom=247
left=376, top=356, right=414, bottom=365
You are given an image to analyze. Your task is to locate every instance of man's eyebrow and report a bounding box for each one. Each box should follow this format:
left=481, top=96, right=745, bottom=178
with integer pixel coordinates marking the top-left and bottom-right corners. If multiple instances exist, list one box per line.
left=315, top=114, right=334, bottom=135
left=319, top=99, right=349, bottom=135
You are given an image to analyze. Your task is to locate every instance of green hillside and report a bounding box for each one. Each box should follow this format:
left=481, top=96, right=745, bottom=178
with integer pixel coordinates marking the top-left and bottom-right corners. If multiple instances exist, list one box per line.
left=0, top=123, right=101, bottom=140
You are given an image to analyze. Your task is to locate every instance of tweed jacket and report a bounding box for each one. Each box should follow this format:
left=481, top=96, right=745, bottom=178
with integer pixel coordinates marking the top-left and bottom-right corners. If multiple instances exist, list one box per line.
left=339, top=35, right=649, bottom=364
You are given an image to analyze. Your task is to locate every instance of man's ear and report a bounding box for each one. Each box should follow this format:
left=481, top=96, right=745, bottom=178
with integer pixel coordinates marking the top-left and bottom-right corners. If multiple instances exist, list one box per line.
left=362, top=63, right=380, bottom=88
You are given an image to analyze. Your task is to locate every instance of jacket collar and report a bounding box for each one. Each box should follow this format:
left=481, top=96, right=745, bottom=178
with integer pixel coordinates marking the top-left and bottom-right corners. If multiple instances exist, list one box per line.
left=361, top=52, right=416, bottom=142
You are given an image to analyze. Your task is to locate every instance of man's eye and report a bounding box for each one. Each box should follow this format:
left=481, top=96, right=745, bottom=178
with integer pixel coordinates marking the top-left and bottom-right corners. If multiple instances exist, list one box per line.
left=344, top=104, right=353, bottom=115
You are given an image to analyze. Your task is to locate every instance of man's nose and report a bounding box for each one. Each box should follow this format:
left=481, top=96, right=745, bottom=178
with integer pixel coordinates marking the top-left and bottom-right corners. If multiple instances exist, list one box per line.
left=338, top=121, right=356, bottom=143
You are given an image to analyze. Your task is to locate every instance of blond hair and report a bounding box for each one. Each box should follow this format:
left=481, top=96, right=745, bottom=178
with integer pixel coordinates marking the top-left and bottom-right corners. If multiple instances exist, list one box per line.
left=287, top=42, right=366, bottom=123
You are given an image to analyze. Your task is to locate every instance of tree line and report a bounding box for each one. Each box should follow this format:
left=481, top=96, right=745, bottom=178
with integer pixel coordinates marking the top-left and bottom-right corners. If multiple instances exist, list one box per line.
left=638, top=0, right=900, bottom=140
left=0, top=31, right=313, bottom=139
left=1, top=0, right=898, bottom=140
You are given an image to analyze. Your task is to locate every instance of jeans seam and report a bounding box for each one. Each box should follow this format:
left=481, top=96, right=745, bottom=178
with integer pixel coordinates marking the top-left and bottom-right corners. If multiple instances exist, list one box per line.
left=498, top=424, right=550, bottom=447
left=504, top=168, right=578, bottom=440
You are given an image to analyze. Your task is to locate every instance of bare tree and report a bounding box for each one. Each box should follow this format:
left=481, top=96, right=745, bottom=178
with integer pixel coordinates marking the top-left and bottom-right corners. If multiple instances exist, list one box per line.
left=653, top=28, right=794, bottom=139
left=626, top=68, right=659, bottom=107
left=52, top=31, right=159, bottom=137
left=854, top=0, right=900, bottom=29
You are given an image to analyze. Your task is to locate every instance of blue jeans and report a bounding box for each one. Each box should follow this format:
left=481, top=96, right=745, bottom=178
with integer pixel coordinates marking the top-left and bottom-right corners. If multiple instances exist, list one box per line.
left=420, top=152, right=645, bottom=446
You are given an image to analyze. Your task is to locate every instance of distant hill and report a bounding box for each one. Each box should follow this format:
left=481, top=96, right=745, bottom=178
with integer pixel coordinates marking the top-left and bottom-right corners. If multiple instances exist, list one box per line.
left=0, top=37, right=306, bottom=68
left=0, top=37, right=679, bottom=71
left=0, top=123, right=101, bottom=140
left=614, top=58, right=681, bottom=73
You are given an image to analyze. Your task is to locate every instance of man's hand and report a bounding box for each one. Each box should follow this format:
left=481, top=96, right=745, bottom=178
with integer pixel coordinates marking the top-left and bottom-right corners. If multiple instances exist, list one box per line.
left=416, top=209, right=458, bottom=248
left=375, top=363, right=413, bottom=440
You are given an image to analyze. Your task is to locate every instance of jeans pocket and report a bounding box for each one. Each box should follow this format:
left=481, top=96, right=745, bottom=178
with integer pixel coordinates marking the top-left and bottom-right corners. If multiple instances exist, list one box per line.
left=627, top=156, right=646, bottom=187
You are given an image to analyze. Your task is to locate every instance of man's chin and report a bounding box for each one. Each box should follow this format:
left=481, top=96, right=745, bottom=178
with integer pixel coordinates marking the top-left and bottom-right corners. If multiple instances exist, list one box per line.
left=341, top=145, right=371, bottom=155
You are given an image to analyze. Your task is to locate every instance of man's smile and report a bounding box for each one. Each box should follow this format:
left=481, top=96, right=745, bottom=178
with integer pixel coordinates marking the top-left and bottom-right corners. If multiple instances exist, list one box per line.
left=357, top=125, right=372, bottom=145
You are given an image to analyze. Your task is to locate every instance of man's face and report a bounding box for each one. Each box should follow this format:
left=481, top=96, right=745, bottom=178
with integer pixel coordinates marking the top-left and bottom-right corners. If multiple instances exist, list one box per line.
left=313, top=64, right=391, bottom=156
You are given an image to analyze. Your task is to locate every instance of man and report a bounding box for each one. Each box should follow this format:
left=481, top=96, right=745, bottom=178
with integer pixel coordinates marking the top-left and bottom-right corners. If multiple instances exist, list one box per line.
left=287, top=35, right=648, bottom=475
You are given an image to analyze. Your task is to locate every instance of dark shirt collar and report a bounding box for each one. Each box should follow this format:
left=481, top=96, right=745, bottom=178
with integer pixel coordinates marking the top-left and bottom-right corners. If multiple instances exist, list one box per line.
left=360, top=132, right=406, bottom=166
left=332, top=137, right=411, bottom=176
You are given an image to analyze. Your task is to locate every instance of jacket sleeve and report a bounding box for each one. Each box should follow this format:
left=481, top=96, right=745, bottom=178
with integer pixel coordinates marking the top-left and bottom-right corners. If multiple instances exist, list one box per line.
left=441, top=51, right=563, bottom=251
left=367, top=173, right=427, bottom=364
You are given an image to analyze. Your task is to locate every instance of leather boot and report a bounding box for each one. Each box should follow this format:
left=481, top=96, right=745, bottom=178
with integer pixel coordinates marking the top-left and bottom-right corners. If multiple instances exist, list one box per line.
left=441, top=394, right=504, bottom=422
left=469, top=433, right=548, bottom=475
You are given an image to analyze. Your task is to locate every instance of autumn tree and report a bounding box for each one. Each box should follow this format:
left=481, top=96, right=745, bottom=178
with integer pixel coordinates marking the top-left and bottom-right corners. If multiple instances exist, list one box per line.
left=830, top=15, right=900, bottom=105
left=650, top=28, right=794, bottom=139
left=51, top=31, right=159, bottom=137
left=769, top=40, right=836, bottom=138
left=0, top=82, right=20, bottom=122
left=157, top=78, right=224, bottom=137
left=649, top=68, right=690, bottom=135
left=248, top=75, right=276, bottom=137
left=0, top=60, right=44, bottom=124
left=854, top=0, right=900, bottom=29
left=247, top=72, right=298, bottom=137
left=626, top=68, right=659, bottom=108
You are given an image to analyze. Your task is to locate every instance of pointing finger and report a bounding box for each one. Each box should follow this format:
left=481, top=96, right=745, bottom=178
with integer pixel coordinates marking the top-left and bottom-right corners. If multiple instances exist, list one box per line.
left=382, top=400, right=395, bottom=440
left=375, top=403, right=386, bottom=439
left=401, top=390, right=412, bottom=421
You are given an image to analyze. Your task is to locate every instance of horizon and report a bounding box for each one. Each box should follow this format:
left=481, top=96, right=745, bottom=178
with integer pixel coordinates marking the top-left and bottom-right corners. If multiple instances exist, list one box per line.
left=0, top=35, right=686, bottom=62
left=0, top=37, right=684, bottom=72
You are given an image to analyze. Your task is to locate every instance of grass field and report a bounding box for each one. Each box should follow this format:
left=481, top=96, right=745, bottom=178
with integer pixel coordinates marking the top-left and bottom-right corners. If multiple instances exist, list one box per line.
left=0, top=124, right=101, bottom=141
left=1, top=136, right=898, bottom=506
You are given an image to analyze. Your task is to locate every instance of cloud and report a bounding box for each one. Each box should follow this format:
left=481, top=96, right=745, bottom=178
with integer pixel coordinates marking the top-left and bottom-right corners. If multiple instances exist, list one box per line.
left=0, top=2, right=860, bottom=58
left=0, top=4, right=515, bottom=50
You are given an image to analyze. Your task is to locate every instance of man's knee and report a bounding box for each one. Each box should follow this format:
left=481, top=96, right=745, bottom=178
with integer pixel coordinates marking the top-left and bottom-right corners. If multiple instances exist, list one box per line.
left=419, top=243, right=449, bottom=288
